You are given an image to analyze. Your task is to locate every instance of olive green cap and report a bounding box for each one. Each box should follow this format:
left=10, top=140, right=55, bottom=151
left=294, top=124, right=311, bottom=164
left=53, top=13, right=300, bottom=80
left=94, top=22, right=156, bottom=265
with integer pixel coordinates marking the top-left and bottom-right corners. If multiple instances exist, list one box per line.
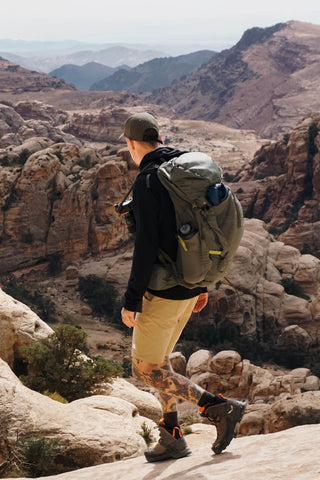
left=119, top=112, right=163, bottom=143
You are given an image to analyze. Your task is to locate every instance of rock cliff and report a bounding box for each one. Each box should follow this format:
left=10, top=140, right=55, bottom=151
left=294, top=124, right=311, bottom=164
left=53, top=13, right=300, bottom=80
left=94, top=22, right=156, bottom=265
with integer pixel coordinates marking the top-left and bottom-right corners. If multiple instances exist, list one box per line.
left=234, top=113, right=320, bottom=257
left=0, top=137, right=132, bottom=272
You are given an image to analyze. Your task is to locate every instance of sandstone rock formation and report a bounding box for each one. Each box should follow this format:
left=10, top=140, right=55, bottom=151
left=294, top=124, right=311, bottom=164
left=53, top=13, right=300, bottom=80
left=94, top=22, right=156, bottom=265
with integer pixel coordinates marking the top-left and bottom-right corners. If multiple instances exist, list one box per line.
left=239, top=391, right=320, bottom=436
left=62, top=105, right=129, bottom=142
left=195, top=218, right=320, bottom=348
left=0, top=288, right=53, bottom=368
left=234, top=113, right=320, bottom=257
left=100, top=377, right=162, bottom=422
left=0, top=102, right=77, bottom=146
left=11, top=423, right=320, bottom=480
left=186, top=349, right=305, bottom=403
left=148, top=21, right=320, bottom=138
left=0, top=359, right=151, bottom=474
left=0, top=139, right=132, bottom=272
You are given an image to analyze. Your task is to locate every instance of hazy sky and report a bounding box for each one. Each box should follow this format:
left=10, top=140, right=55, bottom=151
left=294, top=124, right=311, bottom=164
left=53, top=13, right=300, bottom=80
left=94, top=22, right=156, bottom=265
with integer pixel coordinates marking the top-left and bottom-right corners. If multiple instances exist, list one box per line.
left=2, top=0, right=320, bottom=49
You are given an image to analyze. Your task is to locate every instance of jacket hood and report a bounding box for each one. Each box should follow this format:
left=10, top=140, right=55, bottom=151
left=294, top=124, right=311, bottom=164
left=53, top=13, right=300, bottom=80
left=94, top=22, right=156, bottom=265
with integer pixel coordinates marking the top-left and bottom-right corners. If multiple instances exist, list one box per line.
left=140, top=147, right=188, bottom=171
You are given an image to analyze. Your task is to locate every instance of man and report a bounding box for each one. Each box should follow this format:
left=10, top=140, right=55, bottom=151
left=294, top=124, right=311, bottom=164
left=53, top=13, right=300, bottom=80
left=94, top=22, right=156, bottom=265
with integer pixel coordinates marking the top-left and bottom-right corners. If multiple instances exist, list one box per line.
left=120, top=112, right=246, bottom=462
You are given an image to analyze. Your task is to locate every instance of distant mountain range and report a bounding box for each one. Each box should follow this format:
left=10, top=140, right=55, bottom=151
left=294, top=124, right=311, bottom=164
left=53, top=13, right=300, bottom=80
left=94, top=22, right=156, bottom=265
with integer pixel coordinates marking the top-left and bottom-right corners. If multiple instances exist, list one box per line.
left=146, top=21, right=320, bottom=138
left=90, top=50, right=216, bottom=93
left=0, top=46, right=167, bottom=73
left=49, top=62, right=124, bottom=90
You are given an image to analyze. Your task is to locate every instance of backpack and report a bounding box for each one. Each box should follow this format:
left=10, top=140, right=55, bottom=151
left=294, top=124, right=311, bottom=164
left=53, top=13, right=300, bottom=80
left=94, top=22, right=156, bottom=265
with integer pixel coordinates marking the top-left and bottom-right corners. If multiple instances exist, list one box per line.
left=147, top=152, right=244, bottom=290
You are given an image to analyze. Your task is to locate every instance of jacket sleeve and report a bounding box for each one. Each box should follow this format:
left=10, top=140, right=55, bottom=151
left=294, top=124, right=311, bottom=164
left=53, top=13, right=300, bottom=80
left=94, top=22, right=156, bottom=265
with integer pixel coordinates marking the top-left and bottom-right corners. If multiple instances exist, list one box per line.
left=124, top=174, right=160, bottom=312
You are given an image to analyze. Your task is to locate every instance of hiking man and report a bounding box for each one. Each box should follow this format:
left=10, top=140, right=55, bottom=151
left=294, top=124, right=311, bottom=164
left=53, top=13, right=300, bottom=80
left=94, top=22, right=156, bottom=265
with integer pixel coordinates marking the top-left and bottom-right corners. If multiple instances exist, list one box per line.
left=119, top=112, right=245, bottom=462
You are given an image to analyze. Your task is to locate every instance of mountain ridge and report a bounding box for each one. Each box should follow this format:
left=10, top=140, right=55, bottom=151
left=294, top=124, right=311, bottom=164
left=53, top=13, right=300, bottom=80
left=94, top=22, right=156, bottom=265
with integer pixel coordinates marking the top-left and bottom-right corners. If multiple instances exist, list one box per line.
left=147, top=21, right=320, bottom=138
left=90, top=50, right=216, bottom=93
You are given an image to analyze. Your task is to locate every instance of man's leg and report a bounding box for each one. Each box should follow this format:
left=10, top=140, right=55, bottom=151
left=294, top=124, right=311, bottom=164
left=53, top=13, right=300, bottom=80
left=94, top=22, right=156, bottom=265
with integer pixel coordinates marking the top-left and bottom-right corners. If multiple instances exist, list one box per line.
left=132, top=294, right=246, bottom=460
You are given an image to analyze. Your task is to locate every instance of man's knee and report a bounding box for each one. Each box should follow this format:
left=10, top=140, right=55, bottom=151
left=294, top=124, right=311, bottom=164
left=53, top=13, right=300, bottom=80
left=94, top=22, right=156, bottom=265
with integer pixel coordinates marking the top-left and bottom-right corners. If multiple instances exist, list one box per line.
left=132, top=357, right=160, bottom=385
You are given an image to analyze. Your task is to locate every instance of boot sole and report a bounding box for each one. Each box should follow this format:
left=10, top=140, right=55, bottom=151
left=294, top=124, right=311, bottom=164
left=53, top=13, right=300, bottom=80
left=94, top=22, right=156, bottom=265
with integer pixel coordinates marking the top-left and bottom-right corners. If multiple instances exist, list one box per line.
left=145, top=447, right=192, bottom=463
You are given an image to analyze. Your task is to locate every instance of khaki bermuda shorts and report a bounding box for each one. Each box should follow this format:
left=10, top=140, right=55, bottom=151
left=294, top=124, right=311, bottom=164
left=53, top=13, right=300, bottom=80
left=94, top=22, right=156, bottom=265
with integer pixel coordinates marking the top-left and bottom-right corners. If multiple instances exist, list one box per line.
left=132, top=292, right=199, bottom=364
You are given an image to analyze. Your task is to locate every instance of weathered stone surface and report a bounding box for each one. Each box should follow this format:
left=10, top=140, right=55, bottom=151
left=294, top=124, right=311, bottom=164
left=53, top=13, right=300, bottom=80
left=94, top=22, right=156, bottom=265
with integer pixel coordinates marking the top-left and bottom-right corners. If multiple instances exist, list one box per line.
left=100, top=377, right=162, bottom=422
left=0, top=140, right=132, bottom=272
left=0, top=359, right=148, bottom=472
left=63, top=106, right=128, bottom=142
left=209, top=350, right=241, bottom=375
left=14, top=100, right=68, bottom=126
left=268, top=391, right=320, bottom=433
left=186, top=349, right=314, bottom=402
left=198, top=218, right=320, bottom=347
left=277, top=325, right=312, bottom=350
left=0, top=288, right=53, bottom=368
left=186, top=349, right=211, bottom=377
left=11, top=424, right=320, bottom=480
left=235, top=113, right=320, bottom=257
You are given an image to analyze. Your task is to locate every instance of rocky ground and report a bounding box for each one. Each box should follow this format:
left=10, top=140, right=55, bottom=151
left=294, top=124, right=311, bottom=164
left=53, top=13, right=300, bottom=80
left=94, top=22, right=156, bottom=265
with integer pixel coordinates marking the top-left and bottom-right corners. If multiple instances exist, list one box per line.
left=11, top=423, right=320, bottom=480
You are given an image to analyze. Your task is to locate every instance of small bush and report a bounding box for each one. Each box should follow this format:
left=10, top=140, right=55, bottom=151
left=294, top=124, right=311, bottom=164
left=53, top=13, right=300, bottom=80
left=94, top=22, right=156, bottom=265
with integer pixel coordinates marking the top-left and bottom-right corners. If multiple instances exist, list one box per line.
left=19, top=324, right=123, bottom=401
left=281, top=277, right=310, bottom=300
left=43, top=390, right=68, bottom=404
left=78, top=274, right=119, bottom=318
left=2, top=276, right=58, bottom=323
left=139, top=422, right=154, bottom=447
left=21, top=232, right=34, bottom=244
left=18, top=437, right=61, bottom=478
left=18, top=149, right=31, bottom=165
left=47, top=252, right=63, bottom=276
left=0, top=155, right=9, bottom=166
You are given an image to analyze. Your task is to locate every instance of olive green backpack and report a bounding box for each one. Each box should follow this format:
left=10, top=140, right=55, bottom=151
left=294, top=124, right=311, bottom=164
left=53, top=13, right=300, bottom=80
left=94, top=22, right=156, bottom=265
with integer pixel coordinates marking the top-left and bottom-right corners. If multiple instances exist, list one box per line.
left=148, top=152, right=244, bottom=290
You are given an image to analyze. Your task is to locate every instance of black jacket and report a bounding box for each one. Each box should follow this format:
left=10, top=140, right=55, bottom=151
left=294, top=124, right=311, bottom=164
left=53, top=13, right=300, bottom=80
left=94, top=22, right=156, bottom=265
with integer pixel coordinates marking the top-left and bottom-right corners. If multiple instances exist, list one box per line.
left=124, top=147, right=204, bottom=312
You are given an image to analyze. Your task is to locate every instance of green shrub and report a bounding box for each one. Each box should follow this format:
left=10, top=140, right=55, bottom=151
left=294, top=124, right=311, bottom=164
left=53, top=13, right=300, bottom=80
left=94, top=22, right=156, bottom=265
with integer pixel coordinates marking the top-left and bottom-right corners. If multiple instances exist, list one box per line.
left=139, top=422, right=154, bottom=447
left=43, top=390, right=68, bottom=404
left=281, top=277, right=310, bottom=300
left=47, top=252, right=63, bottom=276
left=18, top=437, right=61, bottom=478
left=19, top=324, right=123, bottom=401
left=18, top=149, right=31, bottom=165
left=78, top=274, right=119, bottom=318
left=0, top=155, right=9, bottom=166
left=2, top=276, right=58, bottom=323
left=21, top=232, right=34, bottom=244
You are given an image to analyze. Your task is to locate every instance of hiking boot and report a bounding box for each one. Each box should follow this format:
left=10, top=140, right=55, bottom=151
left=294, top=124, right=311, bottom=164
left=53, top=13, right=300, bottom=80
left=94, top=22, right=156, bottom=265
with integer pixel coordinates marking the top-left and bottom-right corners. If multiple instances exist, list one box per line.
left=199, top=398, right=246, bottom=454
left=144, top=419, right=191, bottom=462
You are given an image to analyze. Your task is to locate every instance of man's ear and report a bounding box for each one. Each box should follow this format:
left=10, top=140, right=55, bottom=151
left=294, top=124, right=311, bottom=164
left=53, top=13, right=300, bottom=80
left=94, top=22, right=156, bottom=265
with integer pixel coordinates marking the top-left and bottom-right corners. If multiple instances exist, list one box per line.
left=127, top=138, right=136, bottom=150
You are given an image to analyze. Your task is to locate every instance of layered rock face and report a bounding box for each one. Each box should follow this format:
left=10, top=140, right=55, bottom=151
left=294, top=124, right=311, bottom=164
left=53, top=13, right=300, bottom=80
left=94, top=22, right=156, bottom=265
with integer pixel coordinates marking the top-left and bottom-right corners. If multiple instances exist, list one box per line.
left=62, top=105, right=129, bottom=142
left=0, top=139, right=132, bottom=272
left=234, top=113, right=320, bottom=257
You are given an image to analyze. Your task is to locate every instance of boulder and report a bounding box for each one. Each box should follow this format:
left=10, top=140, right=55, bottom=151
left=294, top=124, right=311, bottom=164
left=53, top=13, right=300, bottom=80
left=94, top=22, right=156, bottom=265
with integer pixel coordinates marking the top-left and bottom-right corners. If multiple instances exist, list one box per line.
left=186, top=349, right=211, bottom=377
left=169, top=351, right=187, bottom=375
left=268, top=391, right=320, bottom=433
left=277, top=325, right=312, bottom=350
left=0, top=288, right=53, bottom=368
left=0, top=359, right=148, bottom=472
left=209, top=350, right=241, bottom=375
left=100, top=377, right=162, bottom=422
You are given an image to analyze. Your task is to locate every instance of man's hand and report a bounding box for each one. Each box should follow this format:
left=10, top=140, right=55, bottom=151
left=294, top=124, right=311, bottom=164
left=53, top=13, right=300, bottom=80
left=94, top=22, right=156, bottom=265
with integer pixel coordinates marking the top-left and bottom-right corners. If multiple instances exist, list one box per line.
left=121, top=307, right=138, bottom=328
left=193, top=292, right=208, bottom=313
